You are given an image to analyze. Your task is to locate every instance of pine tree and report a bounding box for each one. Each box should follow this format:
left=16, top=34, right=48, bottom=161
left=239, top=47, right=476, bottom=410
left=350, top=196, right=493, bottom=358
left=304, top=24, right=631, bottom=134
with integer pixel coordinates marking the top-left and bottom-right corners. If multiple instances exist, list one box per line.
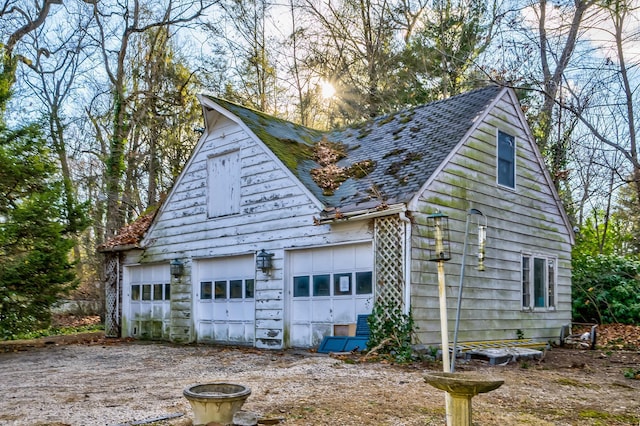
left=0, top=122, right=78, bottom=338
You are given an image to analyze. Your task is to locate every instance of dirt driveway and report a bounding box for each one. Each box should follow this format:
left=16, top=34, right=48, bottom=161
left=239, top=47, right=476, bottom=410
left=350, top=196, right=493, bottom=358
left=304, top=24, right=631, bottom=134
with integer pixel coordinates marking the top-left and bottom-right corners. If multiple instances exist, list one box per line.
left=0, top=335, right=639, bottom=426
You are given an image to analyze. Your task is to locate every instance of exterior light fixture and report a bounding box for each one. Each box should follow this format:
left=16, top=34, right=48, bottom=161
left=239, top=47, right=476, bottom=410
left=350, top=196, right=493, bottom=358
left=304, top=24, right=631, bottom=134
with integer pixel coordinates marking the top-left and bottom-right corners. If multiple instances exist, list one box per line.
left=170, top=259, right=184, bottom=278
left=256, top=249, right=274, bottom=274
left=426, top=212, right=452, bottom=262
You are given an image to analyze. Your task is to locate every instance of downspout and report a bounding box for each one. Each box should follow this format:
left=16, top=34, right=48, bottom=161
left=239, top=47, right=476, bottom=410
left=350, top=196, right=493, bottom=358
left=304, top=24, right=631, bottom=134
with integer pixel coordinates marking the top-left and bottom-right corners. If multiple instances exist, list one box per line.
left=399, top=211, right=412, bottom=314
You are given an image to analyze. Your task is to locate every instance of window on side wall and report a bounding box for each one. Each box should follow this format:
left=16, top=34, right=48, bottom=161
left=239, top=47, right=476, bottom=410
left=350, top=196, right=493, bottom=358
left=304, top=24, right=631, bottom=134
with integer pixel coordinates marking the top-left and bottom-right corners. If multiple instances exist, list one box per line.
left=497, top=130, right=515, bottom=189
left=522, top=254, right=556, bottom=310
left=207, top=150, right=240, bottom=217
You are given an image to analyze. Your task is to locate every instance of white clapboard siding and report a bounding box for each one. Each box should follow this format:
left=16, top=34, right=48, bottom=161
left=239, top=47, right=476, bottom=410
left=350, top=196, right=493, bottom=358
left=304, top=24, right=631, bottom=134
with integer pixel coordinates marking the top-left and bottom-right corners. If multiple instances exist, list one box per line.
left=410, top=90, right=572, bottom=346
left=134, top=110, right=372, bottom=348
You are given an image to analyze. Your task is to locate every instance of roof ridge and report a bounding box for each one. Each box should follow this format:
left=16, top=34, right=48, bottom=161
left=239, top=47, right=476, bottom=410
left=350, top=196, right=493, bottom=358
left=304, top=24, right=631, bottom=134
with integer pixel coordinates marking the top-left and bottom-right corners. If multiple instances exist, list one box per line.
left=203, top=94, right=319, bottom=133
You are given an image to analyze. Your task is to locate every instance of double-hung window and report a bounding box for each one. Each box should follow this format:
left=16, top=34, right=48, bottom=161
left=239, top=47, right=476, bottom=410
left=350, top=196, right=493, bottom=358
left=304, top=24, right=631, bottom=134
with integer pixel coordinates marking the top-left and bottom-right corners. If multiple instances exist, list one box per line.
left=497, top=131, right=515, bottom=189
left=522, top=254, right=556, bottom=310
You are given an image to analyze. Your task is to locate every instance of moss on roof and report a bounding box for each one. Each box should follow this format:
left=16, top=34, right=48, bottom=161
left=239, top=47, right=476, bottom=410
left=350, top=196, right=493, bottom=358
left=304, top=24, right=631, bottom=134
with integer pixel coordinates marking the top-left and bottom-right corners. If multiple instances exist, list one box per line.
left=208, top=97, right=321, bottom=176
left=206, top=85, right=503, bottom=213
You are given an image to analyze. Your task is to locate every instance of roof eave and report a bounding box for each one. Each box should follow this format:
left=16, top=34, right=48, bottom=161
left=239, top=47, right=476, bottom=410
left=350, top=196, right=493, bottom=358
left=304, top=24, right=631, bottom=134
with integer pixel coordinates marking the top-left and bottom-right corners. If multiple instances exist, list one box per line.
left=316, top=203, right=406, bottom=224
left=97, top=243, right=143, bottom=253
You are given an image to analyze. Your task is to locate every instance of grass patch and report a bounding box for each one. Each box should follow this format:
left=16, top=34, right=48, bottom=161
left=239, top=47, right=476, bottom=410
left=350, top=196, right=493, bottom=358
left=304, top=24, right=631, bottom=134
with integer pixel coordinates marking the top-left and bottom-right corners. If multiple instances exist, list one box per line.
left=7, top=323, right=103, bottom=341
left=579, top=409, right=639, bottom=424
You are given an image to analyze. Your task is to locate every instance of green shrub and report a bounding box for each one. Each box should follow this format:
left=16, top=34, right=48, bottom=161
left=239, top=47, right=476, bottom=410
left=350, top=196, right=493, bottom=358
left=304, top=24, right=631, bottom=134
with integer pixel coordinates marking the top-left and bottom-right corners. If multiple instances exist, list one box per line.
left=572, top=254, right=640, bottom=324
left=366, top=300, right=416, bottom=363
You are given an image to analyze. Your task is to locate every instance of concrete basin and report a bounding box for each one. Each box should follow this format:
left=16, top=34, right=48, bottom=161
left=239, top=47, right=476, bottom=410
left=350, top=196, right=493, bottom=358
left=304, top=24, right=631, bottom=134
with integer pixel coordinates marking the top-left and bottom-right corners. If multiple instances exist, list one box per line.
left=424, top=372, right=504, bottom=426
left=424, top=372, right=504, bottom=396
left=183, top=382, right=251, bottom=425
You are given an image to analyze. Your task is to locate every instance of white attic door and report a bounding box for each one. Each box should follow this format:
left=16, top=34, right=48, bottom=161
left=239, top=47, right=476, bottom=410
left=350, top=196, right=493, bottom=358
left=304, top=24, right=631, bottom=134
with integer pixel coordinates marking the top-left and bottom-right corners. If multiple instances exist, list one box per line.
left=207, top=150, right=240, bottom=217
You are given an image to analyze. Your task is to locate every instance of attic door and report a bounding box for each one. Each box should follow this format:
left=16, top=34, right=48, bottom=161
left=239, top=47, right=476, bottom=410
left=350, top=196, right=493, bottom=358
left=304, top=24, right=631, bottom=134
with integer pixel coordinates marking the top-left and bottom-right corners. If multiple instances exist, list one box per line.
left=288, top=243, right=374, bottom=348
left=194, top=256, right=255, bottom=344
left=207, top=150, right=240, bottom=217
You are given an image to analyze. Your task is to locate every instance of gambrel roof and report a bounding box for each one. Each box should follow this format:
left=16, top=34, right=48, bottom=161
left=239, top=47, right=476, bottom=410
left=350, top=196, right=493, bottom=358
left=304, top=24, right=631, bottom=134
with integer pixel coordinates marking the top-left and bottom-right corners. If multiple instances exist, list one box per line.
left=204, top=85, right=503, bottom=217
left=101, top=84, right=573, bottom=252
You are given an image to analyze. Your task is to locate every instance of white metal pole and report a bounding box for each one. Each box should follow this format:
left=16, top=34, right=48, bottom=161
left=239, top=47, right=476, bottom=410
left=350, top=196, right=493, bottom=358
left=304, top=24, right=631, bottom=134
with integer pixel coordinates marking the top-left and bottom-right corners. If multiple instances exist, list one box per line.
left=438, top=260, right=450, bottom=373
left=437, top=259, right=453, bottom=426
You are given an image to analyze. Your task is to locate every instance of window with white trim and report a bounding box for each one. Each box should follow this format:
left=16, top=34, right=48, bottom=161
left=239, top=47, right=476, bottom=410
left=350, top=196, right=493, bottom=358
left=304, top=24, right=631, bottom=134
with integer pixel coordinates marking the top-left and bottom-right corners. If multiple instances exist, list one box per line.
left=497, top=130, right=515, bottom=188
left=522, top=254, right=556, bottom=310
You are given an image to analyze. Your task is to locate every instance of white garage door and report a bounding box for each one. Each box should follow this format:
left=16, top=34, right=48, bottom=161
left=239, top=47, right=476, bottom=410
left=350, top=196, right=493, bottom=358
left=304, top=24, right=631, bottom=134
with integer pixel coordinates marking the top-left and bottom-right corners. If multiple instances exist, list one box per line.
left=288, top=243, right=373, bottom=348
left=194, top=256, right=255, bottom=344
left=125, top=264, right=171, bottom=339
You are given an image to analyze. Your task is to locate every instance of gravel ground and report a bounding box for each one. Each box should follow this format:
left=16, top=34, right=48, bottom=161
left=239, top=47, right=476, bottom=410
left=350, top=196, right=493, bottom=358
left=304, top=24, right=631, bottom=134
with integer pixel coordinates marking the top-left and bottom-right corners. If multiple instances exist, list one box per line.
left=0, top=337, right=639, bottom=426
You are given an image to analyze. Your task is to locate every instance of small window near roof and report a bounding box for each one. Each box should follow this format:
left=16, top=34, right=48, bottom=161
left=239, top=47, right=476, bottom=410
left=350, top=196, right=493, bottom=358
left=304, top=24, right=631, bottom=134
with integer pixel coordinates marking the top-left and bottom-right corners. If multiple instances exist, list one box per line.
left=497, top=131, right=515, bottom=188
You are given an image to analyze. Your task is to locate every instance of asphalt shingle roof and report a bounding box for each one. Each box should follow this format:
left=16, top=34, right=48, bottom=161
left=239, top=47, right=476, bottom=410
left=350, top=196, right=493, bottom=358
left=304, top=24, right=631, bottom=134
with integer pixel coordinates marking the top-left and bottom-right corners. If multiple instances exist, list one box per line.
left=206, top=85, right=503, bottom=216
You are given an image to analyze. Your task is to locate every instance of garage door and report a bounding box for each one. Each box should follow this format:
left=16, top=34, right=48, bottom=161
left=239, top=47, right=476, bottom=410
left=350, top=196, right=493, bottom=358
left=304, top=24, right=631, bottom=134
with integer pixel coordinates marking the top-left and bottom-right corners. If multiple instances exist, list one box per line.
left=288, top=243, right=373, bottom=348
left=194, top=256, right=255, bottom=344
left=125, top=264, right=171, bottom=339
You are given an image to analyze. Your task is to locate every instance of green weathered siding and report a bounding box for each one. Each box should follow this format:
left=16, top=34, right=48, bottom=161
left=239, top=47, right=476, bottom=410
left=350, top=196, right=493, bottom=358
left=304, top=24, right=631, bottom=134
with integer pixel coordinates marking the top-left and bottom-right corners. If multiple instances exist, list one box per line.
left=410, top=91, right=572, bottom=346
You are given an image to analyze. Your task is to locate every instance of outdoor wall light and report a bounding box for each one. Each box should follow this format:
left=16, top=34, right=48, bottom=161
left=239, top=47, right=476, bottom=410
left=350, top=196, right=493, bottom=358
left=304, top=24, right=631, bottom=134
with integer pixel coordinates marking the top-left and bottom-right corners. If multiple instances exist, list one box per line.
left=170, top=259, right=184, bottom=278
left=256, top=249, right=274, bottom=273
left=426, top=212, right=452, bottom=262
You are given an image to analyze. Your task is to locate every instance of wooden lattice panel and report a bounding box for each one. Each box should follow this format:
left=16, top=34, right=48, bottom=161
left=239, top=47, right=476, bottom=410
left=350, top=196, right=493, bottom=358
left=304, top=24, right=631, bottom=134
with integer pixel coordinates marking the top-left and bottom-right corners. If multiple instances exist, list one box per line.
left=374, top=215, right=405, bottom=323
left=104, top=254, right=120, bottom=337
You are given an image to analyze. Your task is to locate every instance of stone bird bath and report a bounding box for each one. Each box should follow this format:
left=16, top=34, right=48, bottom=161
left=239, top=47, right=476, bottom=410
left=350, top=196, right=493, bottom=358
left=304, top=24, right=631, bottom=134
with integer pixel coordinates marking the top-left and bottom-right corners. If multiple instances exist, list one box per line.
left=424, top=372, right=504, bottom=426
left=183, top=382, right=251, bottom=425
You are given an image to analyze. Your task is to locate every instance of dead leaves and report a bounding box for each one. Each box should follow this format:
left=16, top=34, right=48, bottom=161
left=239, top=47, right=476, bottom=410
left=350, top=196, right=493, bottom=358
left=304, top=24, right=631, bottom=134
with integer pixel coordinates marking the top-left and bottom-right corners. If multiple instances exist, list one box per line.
left=597, top=324, right=640, bottom=350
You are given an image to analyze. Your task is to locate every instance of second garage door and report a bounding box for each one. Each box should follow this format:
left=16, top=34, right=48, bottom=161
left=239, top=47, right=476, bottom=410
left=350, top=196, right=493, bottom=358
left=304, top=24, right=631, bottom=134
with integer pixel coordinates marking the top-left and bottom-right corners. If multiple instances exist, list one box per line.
left=288, top=243, right=373, bottom=348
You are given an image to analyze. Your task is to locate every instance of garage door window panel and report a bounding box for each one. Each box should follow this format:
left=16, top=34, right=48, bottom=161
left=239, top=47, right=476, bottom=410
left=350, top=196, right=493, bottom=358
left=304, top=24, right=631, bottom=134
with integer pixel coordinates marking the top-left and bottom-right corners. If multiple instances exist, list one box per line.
left=201, top=281, right=213, bottom=300
left=313, top=274, right=331, bottom=296
left=132, top=285, right=141, bottom=301
left=245, top=279, right=255, bottom=299
left=230, top=280, right=243, bottom=299
left=355, top=271, right=373, bottom=294
left=294, top=276, right=310, bottom=297
left=334, top=273, right=352, bottom=296
left=153, top=284, right=163, bottom=301
left=215, top=280, right=227, bottom=299
left=142, top=284, right=152, bottom=301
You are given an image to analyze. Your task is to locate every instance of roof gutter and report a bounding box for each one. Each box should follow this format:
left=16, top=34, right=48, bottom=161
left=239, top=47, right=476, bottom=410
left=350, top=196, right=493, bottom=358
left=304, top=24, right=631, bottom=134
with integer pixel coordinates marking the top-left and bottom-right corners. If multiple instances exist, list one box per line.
left=97, top=244, right=142, bottom=254
left=316, top=203, right=406, bottom=224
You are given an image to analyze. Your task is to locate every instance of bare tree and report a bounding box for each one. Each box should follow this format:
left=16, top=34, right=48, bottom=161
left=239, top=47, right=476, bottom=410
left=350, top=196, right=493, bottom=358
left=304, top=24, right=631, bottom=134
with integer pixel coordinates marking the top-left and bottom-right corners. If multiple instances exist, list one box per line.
left=0, top=0, right=62, bottom=111
left=299, top=0, right=402, bottom=120
left=535, top=0, right=596, bottom=185
left=562, top=0, right=640, bottom=221
left=83, top=0, right=215, bottom=239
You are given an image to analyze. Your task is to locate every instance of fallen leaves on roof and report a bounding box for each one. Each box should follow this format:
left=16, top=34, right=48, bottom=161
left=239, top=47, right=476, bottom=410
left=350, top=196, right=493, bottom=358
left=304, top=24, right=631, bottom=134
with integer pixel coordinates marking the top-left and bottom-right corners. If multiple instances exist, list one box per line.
left=97, top=212, right=155, bottom=251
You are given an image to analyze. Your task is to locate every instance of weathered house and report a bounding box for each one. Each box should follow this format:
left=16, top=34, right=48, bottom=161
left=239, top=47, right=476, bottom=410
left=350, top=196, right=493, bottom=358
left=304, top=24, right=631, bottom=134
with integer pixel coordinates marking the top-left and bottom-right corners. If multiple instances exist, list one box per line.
left=99, top=85, right=574, bottom=350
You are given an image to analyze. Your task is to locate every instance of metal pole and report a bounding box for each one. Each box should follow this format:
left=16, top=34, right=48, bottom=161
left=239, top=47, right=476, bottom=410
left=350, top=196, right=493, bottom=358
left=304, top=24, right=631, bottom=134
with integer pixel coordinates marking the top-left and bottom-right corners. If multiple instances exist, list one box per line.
left=437, top=258, right=453, bottom=426
left=451, top=209, right=484, bottom=373
left=438, top=259, right=450, bottom=373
